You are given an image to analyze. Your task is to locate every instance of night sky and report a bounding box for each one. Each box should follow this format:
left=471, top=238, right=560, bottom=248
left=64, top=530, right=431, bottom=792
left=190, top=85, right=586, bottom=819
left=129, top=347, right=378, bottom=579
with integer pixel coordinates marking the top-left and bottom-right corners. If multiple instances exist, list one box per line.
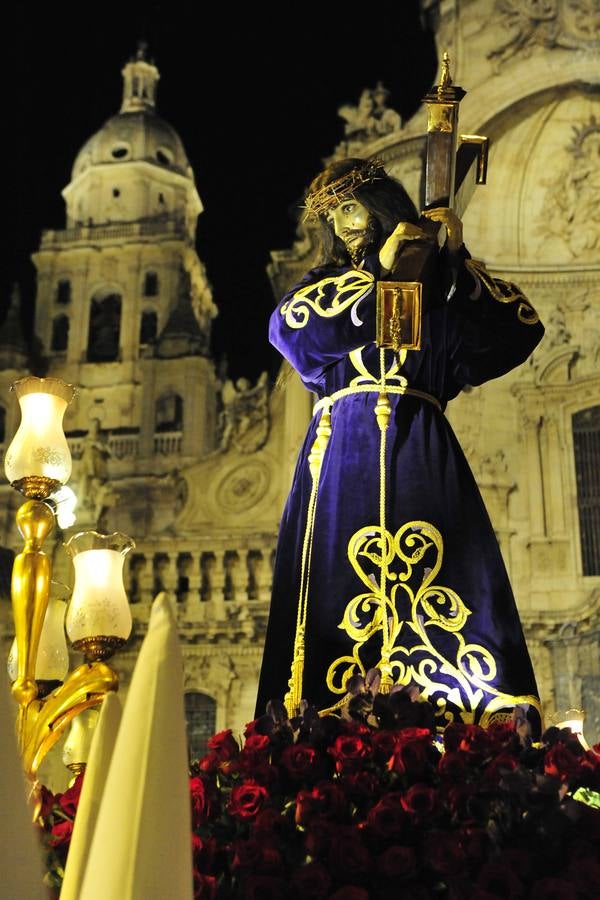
left=3, top=2, right=438, bottom=382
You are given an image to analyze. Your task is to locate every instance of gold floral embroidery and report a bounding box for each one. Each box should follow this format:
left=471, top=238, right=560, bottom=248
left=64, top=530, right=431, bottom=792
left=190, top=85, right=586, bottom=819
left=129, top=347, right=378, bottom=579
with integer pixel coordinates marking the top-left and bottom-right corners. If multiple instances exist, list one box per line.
left=464, top=258, right=540, bottom=325
left=280, top=270, right=375, bottom=329
left=325, top=519, right=541, bottom=727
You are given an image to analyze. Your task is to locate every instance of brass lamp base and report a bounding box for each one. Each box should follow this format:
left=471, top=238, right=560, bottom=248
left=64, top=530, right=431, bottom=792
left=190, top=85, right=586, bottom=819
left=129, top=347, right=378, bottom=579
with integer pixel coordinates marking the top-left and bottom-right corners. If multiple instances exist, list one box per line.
left=72, top=635, right=126, bottom=661
left=11, top=476, right=62, bottom=500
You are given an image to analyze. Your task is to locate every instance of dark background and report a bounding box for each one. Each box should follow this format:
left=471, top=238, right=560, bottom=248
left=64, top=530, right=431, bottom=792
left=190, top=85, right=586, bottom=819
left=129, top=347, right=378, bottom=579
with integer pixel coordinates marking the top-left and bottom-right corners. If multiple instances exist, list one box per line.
left=2, top=2, right=438, bottom=381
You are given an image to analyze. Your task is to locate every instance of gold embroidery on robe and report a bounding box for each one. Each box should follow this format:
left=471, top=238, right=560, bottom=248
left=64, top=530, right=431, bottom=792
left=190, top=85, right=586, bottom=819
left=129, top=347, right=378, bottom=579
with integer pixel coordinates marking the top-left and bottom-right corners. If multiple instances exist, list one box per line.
left=464, top=258, right=540, bottom=326
left=325, top=519, right=541, bottom=726
left=280, top=270, right=375, bottom=329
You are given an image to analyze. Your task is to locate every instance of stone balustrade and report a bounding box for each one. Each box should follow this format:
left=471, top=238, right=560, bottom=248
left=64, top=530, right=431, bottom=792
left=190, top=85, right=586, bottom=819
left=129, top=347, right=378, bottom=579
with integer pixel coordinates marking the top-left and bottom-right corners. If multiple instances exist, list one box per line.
left=125, top=541, right=276, bottom=639
left=40, top=217, right=187, bottom=248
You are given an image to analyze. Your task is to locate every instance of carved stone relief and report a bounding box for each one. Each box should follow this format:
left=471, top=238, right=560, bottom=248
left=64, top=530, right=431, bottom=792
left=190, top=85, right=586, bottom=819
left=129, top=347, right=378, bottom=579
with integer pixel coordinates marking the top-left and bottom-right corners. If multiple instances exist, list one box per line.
left=536, top=116, right=600, bottom=260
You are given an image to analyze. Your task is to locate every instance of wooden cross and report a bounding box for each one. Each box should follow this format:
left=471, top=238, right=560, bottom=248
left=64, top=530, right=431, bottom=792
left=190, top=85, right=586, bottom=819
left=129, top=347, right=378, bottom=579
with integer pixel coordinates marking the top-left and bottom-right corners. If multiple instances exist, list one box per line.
left=376, top=53, right=488, bottom=352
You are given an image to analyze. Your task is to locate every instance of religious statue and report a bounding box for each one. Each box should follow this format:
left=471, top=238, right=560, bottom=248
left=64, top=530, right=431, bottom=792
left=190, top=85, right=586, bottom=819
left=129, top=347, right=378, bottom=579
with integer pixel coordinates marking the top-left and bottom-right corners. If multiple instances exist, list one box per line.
left=337, top=82, right=401, bottom=153
left=77, top=418, right=115, bottom=527
left=217, top=371, right=270, bottom=454
left=255, top=156, right=544, bottom=736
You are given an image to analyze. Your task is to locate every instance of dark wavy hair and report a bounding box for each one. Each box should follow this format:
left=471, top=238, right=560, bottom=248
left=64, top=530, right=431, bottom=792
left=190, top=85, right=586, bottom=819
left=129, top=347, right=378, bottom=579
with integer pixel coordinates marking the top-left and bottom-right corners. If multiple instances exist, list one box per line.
left=306, top=157, right=420, bottom=266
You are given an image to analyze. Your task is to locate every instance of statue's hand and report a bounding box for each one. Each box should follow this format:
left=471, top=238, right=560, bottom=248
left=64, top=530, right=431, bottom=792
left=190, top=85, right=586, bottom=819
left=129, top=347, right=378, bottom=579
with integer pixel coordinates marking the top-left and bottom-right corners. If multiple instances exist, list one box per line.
left=378, top=221, right=433, bottom=271
left=421, top=207, right=464, bottom=254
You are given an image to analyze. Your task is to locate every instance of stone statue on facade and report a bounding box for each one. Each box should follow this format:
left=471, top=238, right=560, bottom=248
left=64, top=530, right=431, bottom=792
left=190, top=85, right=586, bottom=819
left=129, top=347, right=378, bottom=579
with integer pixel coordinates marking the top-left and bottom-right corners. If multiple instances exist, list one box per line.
left=218, top=371, right=270, bottom=454
left=77, top=418, right=116, bottom=527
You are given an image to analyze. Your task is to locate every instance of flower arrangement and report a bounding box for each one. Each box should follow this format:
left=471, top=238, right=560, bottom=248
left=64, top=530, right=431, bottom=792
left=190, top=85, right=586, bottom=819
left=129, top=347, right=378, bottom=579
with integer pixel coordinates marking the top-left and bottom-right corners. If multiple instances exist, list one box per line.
left=190, top=684, right=600, bottom=900
left=36, top=681, right=600, bottom=900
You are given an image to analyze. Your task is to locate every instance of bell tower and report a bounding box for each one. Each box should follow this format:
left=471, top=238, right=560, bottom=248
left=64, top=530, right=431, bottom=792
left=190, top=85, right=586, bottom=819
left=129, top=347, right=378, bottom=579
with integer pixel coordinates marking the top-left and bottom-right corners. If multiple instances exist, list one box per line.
left=30, top=46, right=219, bottom=529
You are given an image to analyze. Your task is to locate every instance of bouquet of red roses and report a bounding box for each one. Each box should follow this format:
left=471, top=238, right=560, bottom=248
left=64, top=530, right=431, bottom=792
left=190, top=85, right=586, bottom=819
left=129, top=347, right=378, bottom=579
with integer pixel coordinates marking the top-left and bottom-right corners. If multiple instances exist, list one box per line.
left=190, top=690, right=600, bottom=900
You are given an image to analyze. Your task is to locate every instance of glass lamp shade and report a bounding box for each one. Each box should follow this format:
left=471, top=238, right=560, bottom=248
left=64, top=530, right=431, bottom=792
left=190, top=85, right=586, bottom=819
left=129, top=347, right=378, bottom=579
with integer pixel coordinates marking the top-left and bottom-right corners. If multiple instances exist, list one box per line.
left=62, top=708, right=100, bottom=768
left=4, top=376, right=75, bottom=490
left=65, top=531, right=135, bottom=659
left=7, top=582, right=70, bottom=683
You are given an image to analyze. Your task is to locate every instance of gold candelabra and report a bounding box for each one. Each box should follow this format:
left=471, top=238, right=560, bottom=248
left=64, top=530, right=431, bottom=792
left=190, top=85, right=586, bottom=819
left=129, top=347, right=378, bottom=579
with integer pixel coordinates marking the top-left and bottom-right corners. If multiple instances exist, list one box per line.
left=4, top=376, right=134, bottom=782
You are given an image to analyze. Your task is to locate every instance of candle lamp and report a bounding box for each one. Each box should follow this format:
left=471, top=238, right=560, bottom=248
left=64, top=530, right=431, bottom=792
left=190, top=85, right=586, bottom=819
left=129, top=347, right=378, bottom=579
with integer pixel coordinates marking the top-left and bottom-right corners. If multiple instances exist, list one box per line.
left=4, top=376, right=122, bottom=782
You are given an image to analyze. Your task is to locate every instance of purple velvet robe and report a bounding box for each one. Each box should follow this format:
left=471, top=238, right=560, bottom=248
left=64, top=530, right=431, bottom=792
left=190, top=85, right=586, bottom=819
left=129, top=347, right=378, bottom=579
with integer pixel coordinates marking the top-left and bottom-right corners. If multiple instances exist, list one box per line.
left=255, top=245, right=544, bottom=733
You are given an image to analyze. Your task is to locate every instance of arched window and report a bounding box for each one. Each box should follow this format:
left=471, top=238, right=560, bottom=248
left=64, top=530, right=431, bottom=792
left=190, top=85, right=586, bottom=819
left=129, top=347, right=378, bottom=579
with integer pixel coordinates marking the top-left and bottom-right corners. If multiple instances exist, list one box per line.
left=87, top=294, right=121, bottom=362
left=140, top=310, right=157, bottom=345
left=143, top=271, right=159, bottom=296
left=184, top=692, right=216, bottom=762
left=51, top=315, right=69, bottom=352
left=56, top=279, right=71, bottom=304
left=573, top=405, right=600, bottom=576
left=0, top=405, right=5, bottom=444
left=155, top=392, right=183, bottom=432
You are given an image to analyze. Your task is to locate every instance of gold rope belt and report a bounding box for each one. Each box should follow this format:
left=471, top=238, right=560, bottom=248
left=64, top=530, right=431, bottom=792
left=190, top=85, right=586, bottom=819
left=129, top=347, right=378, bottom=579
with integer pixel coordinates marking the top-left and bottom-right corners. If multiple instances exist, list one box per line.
left=313, top=383, right=442, bottom=416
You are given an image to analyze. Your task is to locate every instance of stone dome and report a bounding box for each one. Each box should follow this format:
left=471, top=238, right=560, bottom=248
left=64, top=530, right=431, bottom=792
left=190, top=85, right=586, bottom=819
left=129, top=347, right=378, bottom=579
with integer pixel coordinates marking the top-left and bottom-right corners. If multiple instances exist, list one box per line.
left=72, top=109, right=193, bottom=181
left=71, top=46, right=194, bottom=183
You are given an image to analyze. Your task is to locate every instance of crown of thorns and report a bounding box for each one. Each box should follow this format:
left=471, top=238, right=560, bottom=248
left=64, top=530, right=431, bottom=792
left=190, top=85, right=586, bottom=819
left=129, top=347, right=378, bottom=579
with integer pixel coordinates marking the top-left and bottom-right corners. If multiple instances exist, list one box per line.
left=302, top=158, right=386, bottom=218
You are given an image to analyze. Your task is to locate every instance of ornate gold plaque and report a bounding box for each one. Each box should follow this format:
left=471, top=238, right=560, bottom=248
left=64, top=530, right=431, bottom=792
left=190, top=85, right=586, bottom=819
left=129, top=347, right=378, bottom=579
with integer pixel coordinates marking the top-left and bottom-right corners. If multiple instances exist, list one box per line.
left=376, top=281, right=422, bottom=352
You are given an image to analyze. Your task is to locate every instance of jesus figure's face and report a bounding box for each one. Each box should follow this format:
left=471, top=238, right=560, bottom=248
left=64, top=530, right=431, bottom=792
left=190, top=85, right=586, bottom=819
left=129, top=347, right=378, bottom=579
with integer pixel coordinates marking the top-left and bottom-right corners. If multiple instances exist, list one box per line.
left=326, top=198, right=377, bottom=263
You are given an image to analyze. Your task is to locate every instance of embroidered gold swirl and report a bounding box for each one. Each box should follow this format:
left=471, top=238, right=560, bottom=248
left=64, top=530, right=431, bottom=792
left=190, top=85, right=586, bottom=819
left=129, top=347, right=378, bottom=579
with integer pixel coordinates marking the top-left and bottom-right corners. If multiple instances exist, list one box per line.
left=280, top=270, right=375, bottom=329
left=464, top=258, right=540, bottom=325
left=325, top=519, right=541, bottom=727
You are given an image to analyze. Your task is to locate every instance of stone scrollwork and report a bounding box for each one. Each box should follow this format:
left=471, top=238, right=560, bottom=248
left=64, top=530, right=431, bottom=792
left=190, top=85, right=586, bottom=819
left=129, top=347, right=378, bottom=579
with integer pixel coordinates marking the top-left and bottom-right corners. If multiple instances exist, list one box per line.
left=487, top=0, right=600, bottom=67
left=215, top=460, right=270, bottom=514
left=536, top=116, right=600, bottom=260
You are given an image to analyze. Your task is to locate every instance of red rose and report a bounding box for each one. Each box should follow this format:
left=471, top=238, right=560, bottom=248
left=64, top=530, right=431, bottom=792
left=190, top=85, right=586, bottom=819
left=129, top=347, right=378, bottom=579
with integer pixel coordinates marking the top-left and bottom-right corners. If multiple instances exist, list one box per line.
left=484, top=753, right=520, bottom=782
left=457, top=724, right=492, bottom=756
left=192, top=834, right=220, bottom=874
left=207, top=728, right=240, bottom=760
left=400, top=783, right=440, bottom=822
left=371, top=730, right=401, bottom=764
left=366, top=793, right=408, bottom=840
left=228, top=781, right=268, bottom=820
left=530, top=878, right=577, bottom=900
left=329, top=888, right=370, bottom=900
left=198, top=752, right=220, bottom=773
left=458, top=827, right=489, bottom=865
left=190, top=775, right=217, bottom=827
left=233, top=838, right=283, bottom=875
left=443, top=722, right=491, bottom=756
left=37, top=784, right=56, bottom=819
left=327, top=829, right=372, bottom=883
left=244, top=733, right=271, bottom=754
left=50, top=818, right=74, bottom=847
left=340, top=771, right=381, bottom=805
left=58, top=773, right=84, bottom=816
left=438, top=751, right=469, bottom=780
left=244, top=719, right=260, bottom=737
left=304, top=821, right=336, bottom=858
left=232, top=837, right=264, bottom=872
left=444, top=784, right=478, bottom=823
left=388, top=732, right=432, bottom=777
left=375, top=845, right=417, bottom=881
left=281, top=743, right=319, bottom=780
left=476, top=860, right=525, bottom=898
left=295, top=781, right=348, bottom=826
left=242, top=874, right=287, bottom=900
left=329, top=734, right=371, bottom=772
left=427, top=831, right=467, bottom=876
left=239, top=759, right=279, bottom=785
left=193, top=871, right=217, bottom=900
left=252, top=807, right=289, bottom=835
left=290, top=862, right=332, bottom=899
left=544, top=742, right=581, bottom=782
left=486, top=721, right=519, bottom=753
